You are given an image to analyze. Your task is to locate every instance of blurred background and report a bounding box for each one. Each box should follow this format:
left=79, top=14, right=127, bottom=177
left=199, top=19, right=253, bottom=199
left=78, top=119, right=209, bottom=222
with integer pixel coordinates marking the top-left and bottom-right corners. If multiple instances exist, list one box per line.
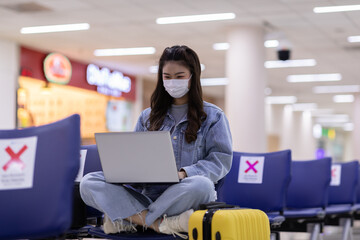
left=0, top=0, right=359, bottom=162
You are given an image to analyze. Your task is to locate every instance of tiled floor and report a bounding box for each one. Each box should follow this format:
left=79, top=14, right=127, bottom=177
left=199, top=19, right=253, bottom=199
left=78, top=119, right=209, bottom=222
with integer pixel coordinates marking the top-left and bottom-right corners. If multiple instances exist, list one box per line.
left=280, top=221, right=360, bottom=240
left=80, top=221, right=360, bottom=240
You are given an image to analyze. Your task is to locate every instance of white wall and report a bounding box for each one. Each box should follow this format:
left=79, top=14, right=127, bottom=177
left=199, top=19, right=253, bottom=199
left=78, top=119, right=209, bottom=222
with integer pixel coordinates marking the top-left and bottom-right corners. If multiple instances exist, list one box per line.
left=0, top=39, right=19, bottom=129
left=352, top=94, right=360, bottom=161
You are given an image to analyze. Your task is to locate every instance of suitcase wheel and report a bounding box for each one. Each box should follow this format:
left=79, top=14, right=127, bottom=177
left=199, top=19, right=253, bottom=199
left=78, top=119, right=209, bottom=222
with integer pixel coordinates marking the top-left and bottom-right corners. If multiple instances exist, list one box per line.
left=192, top=228, right=198, bottom=239
left=215, top=231, right=221, bottom=240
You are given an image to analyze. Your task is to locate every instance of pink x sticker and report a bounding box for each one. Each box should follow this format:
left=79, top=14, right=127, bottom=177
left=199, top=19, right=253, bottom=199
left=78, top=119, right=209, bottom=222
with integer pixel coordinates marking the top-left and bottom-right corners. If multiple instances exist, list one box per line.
left=330, top=165, right=342, bottom=186
left=331, top=168, right=337, bottom=177
left=2, top=145, right=28, bottom=171
left=238, top=156, right=265, bottom=184
left=245, top=160, right=259, bottom=173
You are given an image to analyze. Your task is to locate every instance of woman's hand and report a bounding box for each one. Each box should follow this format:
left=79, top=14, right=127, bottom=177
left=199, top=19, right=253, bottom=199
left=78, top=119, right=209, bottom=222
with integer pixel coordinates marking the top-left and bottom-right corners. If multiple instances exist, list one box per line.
left=178, top=170, right=187, bottom=180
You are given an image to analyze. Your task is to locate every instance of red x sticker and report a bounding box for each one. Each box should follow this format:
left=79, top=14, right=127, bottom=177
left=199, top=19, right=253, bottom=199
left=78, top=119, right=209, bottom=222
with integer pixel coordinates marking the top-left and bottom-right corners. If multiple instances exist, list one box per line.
left=2, top=145, right=28, bottom=171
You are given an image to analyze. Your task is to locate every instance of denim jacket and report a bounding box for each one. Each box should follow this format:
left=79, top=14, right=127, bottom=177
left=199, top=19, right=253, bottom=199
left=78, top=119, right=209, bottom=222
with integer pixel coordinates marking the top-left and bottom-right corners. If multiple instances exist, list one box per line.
left=135, top=101, right=233, bottom=183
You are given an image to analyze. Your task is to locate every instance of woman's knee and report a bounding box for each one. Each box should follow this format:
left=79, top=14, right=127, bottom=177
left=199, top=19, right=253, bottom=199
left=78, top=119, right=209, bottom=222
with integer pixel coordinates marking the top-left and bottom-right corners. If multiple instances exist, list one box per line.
left=79, top=171, right=104, bottom=197
left=184, top=175, right=215, bottom=200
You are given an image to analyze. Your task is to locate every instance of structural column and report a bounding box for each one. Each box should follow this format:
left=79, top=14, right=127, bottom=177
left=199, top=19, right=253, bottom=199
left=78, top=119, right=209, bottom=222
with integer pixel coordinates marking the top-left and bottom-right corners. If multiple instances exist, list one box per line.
left=225, top=25, right=267, bottom=152
left=352, top=94, right=360, bottom=160
left=132, top=76, right=143, bottom=129
left=0, top=39, right=19, bottom=129
left=280, top=107, right=316, bottom=160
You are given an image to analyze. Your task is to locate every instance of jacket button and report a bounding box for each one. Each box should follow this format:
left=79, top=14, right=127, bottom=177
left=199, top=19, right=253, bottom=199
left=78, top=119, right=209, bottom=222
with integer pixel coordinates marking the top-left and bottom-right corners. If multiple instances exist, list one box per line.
left=173, top=136, right=177, bottom=140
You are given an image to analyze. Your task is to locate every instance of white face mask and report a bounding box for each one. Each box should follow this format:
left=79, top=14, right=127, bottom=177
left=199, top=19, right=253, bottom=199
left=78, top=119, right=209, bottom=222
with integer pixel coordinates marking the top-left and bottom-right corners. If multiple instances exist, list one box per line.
left=163, top=75, right=191, bottom=98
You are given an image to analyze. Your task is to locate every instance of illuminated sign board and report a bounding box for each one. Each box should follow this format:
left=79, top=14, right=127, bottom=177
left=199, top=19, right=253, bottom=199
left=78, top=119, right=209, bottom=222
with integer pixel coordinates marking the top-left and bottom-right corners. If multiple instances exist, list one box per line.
left=43, top=53, right=72, bottom=84
left=86, top=64, right=131, bottom=97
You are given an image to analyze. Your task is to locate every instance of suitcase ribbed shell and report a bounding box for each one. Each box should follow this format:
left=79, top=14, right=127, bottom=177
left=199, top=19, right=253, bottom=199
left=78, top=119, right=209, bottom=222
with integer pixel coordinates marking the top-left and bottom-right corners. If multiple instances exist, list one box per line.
left=189, top=209, right=270, bottom=240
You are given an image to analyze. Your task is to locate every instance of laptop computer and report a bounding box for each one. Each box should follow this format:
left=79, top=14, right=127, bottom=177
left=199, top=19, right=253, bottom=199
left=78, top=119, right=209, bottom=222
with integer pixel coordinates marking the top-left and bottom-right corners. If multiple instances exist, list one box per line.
left=94, top=131, right=179, bottom=183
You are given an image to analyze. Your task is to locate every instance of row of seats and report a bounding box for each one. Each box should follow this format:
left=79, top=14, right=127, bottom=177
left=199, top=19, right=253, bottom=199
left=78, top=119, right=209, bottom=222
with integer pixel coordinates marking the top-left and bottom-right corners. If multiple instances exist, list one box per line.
left=79, top=147, right=360, bottom=240
left=0, top=114, right=359, bottom=240
left=217, top=150, right=360, bottom=240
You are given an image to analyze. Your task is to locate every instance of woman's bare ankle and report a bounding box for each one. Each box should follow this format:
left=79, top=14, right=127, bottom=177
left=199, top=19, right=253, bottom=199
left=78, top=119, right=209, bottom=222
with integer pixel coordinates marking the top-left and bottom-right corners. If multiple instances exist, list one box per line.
left=150, top=219, right=161, bottom=232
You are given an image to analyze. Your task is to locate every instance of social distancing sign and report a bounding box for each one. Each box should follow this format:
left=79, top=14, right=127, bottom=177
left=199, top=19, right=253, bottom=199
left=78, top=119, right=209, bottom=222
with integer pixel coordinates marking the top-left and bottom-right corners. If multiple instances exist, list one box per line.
left=330, top=165, right=342, bottom=186
left=0, top=136, right=37, bottom=190
left=238, top=156, right=265, bottom=184
left=75, top=149, right=87, bottom=182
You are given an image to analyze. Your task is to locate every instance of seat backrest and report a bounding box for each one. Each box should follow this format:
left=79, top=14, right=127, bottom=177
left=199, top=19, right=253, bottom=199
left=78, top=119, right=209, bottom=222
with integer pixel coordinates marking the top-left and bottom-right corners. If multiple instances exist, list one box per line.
left=357, top=166, right=360, bottom=204
left=79, top=144, right=103, bottom=219
left=0, top=114, right=80, bottom=240
left=286, top=157, right=331, bottom=209
left=328, top=161, right=359, bottom=205
left=81, top=144, right=102, bottom=176
left=217, top=149, right=292, bottom=212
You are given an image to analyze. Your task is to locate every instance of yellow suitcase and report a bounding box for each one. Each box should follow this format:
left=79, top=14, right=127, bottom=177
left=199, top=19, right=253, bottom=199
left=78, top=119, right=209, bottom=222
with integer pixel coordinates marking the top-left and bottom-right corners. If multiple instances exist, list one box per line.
left=189, top=208, right=270, bottom=240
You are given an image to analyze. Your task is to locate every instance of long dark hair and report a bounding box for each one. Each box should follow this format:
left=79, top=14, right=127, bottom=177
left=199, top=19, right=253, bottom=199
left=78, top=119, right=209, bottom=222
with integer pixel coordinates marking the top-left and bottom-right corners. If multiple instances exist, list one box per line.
left=148, top=45, right=207, bottom=143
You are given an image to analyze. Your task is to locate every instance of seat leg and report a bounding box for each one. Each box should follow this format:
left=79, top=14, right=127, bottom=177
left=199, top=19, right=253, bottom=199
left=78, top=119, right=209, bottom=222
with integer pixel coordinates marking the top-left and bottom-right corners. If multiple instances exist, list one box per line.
left=270, top=232, right=280, bottom=240
left=340, top=218, right=353, bottom=240
left=308, top=223, right=321, bottom=240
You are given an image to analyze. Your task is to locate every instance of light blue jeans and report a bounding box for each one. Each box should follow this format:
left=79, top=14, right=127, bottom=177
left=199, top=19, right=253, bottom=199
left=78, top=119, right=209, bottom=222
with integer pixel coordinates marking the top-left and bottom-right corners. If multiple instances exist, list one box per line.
left=80, top=171, right=216, bottom=226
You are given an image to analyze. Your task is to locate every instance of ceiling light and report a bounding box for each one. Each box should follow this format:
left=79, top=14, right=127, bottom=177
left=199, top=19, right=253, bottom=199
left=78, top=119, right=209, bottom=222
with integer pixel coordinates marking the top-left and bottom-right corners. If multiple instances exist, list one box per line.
left=343, top=123, right=354, bottom=131
left=213, top=43, right=229, bottom=50
left=321, top=123, right=351, bottom=129
left=348, top=36, right=360, bottom=43
left=200, top=78, right=228, bottom=86
left=213, top=40, right=280, bottom=50
left=264, top=40, right=279, bottom=48
left=313, top=124, right=322, bottom=139
left=20, top=23, right=90, bottom=34
left=314, top=5, right=360, bottom=13
left=333, top=95, right=354, bottom=103
left=265, top=96, right=297, bottom=104
left=265, top=59, right=316, bottom=68
left=316, top=114, right=349, bottom=124
left=291, top=103, right=317, bottom=111
left=156, top=13, right=235, bottom=24
left=287, top=73, right=342, bottom=83
left=94, top=47, right=156, bottom=56
left=310, top=109, right=334, bottom=116
left=313, top=85, right=360, bottom=94
left=149, top=66, right=158, bottom=74
left=149, top=64, right=205, bottom=73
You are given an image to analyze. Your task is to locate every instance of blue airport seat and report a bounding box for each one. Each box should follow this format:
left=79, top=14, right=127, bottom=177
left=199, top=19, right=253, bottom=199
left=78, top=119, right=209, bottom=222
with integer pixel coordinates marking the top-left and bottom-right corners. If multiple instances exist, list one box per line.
left=325, top=161, right=359, bottom=240
left=277, top=157, right=332, bottom=238
left=81, top=144, right=104, bottom=221
left=82, top=144, right=103, bottom=176
left=354, top=165, right=360, bottom=219
left=0, top=114, right=81, bottom=239
left=217, top=149, right=292, bottom=228
left=69, top=144, right=103, bottom=235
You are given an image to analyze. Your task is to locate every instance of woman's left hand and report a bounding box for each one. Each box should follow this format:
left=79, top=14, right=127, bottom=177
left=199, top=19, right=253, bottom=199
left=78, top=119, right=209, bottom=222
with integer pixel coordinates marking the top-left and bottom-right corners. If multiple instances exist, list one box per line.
left=178, top=170, right=187, bottom=180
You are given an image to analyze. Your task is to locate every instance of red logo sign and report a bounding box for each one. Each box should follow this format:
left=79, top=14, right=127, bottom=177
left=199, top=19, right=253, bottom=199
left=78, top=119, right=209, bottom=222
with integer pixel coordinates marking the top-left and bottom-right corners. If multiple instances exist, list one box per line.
left=43, top=53, right=72, bottom=84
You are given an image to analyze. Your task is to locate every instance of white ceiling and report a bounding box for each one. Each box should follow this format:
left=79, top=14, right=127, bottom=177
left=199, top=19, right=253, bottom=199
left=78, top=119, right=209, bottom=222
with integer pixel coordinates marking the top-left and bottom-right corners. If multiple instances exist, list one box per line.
left=0, top=0, right=359, bottom=121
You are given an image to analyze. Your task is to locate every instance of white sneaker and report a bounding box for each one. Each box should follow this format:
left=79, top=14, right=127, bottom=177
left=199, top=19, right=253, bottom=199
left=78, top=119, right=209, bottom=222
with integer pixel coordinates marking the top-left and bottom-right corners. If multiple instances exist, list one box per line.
left=103, top=214, right=137, bottom=234
left=158, top=209, right=194, bottom=239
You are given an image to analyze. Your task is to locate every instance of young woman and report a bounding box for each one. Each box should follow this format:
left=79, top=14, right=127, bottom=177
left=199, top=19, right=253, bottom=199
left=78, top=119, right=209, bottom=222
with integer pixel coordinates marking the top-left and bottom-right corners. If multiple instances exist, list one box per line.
left=80, top=45, right=232, bottom=238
